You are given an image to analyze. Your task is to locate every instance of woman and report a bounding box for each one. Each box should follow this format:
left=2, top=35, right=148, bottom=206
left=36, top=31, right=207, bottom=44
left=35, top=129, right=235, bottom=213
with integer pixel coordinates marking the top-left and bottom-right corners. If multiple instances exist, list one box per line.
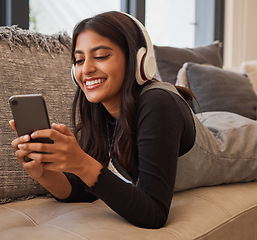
left=10, top=11, right=257, bottom=229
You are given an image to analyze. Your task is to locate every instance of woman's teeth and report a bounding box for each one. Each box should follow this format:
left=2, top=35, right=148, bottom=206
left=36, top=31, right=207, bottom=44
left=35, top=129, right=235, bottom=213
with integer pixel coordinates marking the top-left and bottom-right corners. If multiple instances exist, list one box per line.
left=85, top=79, right=105, bottom=86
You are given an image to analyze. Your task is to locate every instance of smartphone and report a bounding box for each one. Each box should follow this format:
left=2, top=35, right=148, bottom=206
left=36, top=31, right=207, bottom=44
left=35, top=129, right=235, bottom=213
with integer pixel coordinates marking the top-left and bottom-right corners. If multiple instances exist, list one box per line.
left=9, top=94, right=53, bottom=161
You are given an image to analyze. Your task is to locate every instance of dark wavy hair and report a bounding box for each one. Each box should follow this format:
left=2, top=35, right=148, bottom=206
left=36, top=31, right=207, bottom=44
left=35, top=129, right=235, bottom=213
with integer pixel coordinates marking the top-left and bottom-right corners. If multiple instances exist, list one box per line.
left=71, top=11, right=197, bottom=171
left=71, top=11, right=145, bottom=170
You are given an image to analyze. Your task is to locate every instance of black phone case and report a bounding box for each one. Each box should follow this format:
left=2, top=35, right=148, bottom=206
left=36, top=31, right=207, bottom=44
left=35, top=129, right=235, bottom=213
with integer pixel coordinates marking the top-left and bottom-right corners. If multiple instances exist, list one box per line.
left=9, top=94, right=53, bottom=161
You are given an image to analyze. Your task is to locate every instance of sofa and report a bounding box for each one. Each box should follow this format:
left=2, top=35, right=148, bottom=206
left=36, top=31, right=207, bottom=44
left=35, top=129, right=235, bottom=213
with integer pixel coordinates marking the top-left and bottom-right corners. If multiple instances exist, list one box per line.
left=0, top=26, right=257, bottom=240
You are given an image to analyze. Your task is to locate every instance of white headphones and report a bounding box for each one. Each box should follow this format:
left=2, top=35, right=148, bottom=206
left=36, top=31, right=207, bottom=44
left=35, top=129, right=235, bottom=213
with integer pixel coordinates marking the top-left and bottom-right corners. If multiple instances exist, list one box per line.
left=71, top=12, right=157, bottom=86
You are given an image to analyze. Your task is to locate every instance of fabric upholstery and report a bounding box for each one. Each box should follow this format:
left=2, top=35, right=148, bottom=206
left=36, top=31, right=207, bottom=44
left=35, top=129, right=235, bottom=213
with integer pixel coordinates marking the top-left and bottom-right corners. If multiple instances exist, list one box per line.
left=0, top=26, right=76, bottom=203
left=154, top=41, right=222, bottom=84
left=176, top=62, right=257, bottom=120
left=1, top=182, right=257, bottom=239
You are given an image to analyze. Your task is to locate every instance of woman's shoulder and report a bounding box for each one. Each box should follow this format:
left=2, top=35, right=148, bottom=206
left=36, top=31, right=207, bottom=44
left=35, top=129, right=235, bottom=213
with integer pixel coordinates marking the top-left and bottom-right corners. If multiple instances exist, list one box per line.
left=139, top=81, right=185, bottom=109
left=140, top=81, right=178, bottom=97
left=137, top=81, right=194, bottom=127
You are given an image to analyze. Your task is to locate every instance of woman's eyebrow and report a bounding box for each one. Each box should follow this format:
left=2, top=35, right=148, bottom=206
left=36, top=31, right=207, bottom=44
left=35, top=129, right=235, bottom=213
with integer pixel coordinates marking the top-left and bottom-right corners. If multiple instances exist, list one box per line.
left=74, top=50, right=83, bottom=54
left=74, top=46, right=113, bottom=55
left=91, top=45, right=113, bottom=52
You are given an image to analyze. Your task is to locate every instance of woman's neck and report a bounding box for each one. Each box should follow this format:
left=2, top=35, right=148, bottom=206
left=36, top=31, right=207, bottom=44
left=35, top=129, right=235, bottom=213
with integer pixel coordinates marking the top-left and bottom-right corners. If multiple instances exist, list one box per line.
left=102, top=103, right=120, bottom=119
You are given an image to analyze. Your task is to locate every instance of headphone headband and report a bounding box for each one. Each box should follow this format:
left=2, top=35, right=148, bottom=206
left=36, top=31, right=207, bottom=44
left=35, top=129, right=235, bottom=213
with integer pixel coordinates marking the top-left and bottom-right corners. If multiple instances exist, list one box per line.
left=123, top=12, right=157, bottom=85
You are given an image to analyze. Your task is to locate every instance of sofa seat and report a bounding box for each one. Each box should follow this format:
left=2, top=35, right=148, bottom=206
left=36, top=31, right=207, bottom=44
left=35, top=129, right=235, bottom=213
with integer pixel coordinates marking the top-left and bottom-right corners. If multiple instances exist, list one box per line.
left=1, top=182, right=257, bottom=240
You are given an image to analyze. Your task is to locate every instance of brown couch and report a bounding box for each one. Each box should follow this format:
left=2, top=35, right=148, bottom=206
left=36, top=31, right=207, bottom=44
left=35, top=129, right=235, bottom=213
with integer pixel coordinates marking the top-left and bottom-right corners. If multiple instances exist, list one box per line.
left=1, top=26, right=257, bottom=240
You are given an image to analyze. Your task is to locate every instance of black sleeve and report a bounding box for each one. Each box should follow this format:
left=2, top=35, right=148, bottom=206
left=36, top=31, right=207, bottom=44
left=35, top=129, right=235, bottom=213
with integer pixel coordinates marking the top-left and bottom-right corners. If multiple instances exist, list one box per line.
left=58, top=89, right=195, bottom=229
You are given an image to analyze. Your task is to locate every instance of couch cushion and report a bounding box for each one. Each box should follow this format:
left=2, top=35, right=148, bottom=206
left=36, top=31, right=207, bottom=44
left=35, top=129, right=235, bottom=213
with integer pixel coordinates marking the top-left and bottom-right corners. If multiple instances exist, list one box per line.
left=154, top=41, right=222, bottom=84
left=0, top=26, right=76, bottom=204
left=176, top=62, right=257, bottom=120
left=1, top=182, right=257, bottom=239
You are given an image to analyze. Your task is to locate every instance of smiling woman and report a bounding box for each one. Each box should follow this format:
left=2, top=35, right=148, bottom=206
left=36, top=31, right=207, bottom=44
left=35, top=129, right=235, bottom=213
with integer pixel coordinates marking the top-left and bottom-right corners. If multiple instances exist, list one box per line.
left=9, top=11, right=257, bottom=229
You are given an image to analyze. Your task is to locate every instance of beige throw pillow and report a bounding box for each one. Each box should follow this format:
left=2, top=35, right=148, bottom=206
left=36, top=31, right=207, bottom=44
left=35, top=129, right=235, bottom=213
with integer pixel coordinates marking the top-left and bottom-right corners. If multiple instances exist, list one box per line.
left=240, top=60, right=257, bottom=95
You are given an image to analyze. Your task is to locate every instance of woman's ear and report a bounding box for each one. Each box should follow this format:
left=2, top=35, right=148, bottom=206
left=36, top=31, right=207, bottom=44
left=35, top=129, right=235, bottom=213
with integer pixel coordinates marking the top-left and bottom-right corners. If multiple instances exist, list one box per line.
left=71, top=64, right=80, bottom=87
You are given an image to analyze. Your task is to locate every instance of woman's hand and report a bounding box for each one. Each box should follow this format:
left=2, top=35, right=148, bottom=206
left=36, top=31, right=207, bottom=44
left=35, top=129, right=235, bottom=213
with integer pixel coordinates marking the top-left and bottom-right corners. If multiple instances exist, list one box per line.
left=21, top=123, right=86, bottom=173
left=13, top=123, right=102, bottom=187
left=10, top=120, right=45, bottom=180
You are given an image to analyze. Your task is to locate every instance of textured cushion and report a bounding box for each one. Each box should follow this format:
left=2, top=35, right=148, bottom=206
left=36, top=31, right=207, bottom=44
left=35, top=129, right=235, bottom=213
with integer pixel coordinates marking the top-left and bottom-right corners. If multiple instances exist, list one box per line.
left=1, top=182, right=257, bottom=239
left=154, top=41, right=222, bottom=84
left=176, top=111, right=257, bottom=192
left=240, top=60, right=257, bottom=94
left=0, top=26, right=76, bottom=204
left=182, top=63, right=257, bottom=120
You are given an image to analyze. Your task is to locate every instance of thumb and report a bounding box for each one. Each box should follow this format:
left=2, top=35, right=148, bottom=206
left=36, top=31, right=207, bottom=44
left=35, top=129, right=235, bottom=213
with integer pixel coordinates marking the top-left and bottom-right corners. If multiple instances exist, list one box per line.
left=9, top=120, right=18, bottom=136
left=52, top=123, right=73, bottom=136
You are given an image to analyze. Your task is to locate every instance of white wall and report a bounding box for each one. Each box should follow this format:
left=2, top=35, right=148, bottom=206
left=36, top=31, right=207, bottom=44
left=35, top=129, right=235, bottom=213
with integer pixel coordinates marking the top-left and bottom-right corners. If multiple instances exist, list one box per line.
left=223, top=0, right=257, bottom=71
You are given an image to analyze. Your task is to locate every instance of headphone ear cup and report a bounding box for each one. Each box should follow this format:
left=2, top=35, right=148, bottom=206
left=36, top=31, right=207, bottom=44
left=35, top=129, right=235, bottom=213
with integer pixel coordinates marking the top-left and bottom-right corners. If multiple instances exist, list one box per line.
left=71, top=65, right=79, bottom=87
left=136, top=47, right=147, bottom=85
left=143, top=54, right=157, bottom=80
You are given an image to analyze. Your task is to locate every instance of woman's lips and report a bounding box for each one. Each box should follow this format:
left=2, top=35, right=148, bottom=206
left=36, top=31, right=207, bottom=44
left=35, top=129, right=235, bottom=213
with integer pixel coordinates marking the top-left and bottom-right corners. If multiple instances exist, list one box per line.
left=84, top=78, right=107, bottom=90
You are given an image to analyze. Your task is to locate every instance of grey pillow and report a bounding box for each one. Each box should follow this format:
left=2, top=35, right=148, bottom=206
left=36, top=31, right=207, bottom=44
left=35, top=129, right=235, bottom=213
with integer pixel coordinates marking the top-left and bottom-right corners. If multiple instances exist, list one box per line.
left=176, top=111, right=257, bottom=192
left=154, top=41, right=223, bottom=84
left=186, top=63, right=257, bottom=120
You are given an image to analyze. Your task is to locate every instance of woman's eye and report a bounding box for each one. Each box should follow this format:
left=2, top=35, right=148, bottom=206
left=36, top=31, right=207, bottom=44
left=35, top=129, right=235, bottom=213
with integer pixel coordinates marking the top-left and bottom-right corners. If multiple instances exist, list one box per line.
left=94, top=54, right=110, bottom=60
left=75, top=59, right=84, bottom=65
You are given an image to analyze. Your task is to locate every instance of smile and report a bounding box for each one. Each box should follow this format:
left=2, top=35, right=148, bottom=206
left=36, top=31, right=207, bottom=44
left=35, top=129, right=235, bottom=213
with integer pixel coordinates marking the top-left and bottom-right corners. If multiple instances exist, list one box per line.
left=85, top=78, right=106, bottom=86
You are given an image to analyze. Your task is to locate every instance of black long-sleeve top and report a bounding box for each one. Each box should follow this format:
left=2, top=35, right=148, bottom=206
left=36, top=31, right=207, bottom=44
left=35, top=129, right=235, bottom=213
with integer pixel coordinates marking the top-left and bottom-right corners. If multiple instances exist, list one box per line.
left=58, top=87, right=195, bottom=229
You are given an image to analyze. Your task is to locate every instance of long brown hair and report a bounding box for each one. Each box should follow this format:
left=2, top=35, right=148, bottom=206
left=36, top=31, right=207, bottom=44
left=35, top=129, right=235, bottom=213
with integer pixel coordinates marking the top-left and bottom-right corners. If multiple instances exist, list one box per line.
left=71, top=11, right=144, bottom=170
left=71, top=11, right=196, bottom=171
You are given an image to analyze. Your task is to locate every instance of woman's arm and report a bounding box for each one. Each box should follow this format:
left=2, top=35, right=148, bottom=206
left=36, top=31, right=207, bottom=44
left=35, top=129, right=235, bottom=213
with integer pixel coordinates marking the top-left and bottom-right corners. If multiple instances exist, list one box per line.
left=36, top=170, right=72, bottom=199
left=11, top=89, right=194, bottom=228
left=90, top=89, right=187, bottom=228
left=9, top=120, right=100, bottom=202
left=63, top=89, right=195, bottom=228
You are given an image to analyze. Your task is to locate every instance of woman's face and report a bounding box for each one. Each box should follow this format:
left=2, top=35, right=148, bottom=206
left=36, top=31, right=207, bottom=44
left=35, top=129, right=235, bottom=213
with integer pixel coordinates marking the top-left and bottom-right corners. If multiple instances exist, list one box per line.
left=74, top=30, right=126, bottom=118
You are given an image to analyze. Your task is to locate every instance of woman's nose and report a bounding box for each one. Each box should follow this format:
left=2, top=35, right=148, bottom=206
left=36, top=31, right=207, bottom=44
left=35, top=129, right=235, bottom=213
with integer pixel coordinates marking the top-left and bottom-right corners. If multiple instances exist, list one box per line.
left=82, top=58, right=96, bottom=75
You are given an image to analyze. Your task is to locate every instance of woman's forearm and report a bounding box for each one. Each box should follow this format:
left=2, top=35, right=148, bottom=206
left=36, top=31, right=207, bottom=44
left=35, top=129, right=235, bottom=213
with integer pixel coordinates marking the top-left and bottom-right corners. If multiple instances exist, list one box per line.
left=37, top=170, right=72, bottom=200
left=36, top=155, right=102, bottom=200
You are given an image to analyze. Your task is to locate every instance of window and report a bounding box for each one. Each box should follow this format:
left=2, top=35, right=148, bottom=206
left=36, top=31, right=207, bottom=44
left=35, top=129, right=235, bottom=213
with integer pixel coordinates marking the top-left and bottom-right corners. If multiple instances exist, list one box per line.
left=145, top=0, right=196, bottom=48
left=145, top=0, right=224, bottom=49
left=1, top=0, right=223, bottom=51
left=29, top=0, right=120, bottom=35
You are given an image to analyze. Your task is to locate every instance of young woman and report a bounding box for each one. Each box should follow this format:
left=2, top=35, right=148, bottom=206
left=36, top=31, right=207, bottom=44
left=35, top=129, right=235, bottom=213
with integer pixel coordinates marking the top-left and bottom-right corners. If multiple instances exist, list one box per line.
left=10, top=11, right=257, bottom=229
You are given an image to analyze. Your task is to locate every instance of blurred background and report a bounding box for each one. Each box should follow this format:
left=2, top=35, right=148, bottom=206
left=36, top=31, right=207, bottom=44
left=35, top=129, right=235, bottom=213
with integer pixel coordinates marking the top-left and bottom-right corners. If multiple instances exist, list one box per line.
left=1, top=0, right=257, bottom=70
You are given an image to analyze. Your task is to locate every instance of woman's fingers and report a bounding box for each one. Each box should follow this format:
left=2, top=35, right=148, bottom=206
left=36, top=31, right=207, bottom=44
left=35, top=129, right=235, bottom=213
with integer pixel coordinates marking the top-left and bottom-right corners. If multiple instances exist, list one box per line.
left=14, top=124, right=83, bottom=174
left=30, top=124, right=72, bottom=142
left=18, top=142, right=48, bottom=153
left=14, top=147, right=34, bottom=164
left=52, top=123, right=73, bottom=136
left=17, top=127, right=73, bottom=163
left=11, top=134, right=30, bottom=151
left=17, top=156, right=45, bottom=180
left=26, top=151, right=53, bottom=163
